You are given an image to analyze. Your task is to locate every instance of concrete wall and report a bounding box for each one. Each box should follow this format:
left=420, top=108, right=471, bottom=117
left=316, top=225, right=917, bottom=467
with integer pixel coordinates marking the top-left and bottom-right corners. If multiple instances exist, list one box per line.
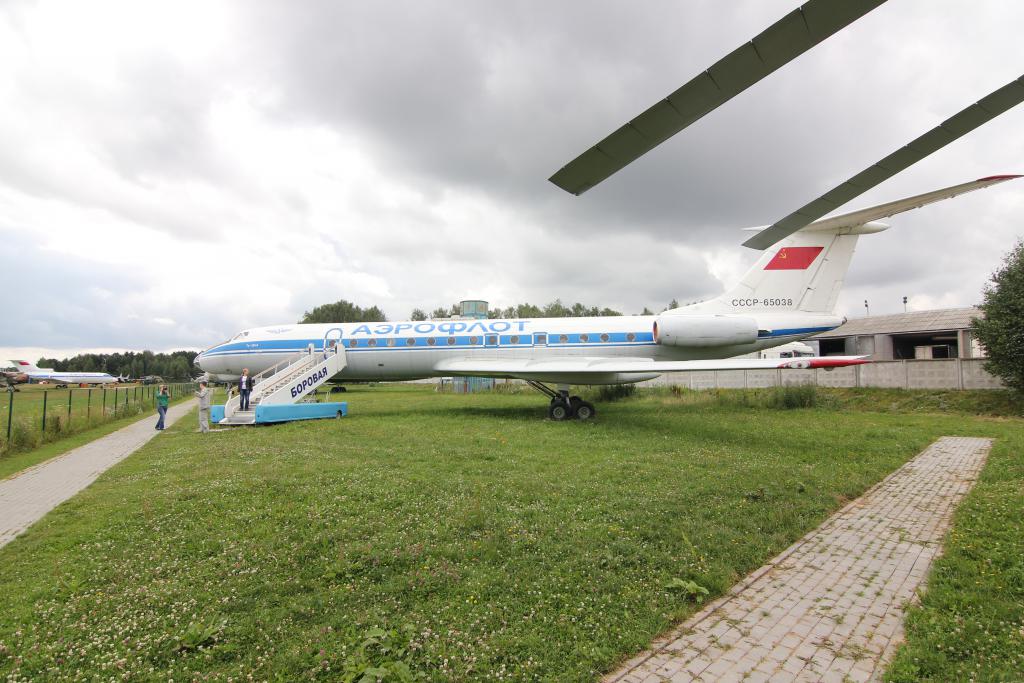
left=641, top=358, right=1003, bottom=391
left=962, top=359, right=1004, bottom=389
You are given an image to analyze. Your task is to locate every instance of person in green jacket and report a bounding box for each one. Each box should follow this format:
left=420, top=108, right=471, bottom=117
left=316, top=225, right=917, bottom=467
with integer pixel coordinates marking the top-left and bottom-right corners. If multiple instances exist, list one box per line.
left=155, top=384, right=169, bottom=430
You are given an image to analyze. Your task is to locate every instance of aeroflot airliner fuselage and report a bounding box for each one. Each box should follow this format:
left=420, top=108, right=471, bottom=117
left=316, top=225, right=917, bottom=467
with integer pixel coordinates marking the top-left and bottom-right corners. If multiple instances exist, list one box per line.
left=194, top=176, right=1019, bottom=420
left=195, top=311, right=843, bottom=384
left=197, top=176, right=1023, bottom=421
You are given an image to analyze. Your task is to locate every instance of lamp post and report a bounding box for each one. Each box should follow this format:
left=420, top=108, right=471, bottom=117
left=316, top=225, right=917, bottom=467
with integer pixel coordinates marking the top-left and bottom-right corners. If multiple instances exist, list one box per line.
left=903, top=296, right=908, bottom=312
left=864, top=299, right=869, bottom=317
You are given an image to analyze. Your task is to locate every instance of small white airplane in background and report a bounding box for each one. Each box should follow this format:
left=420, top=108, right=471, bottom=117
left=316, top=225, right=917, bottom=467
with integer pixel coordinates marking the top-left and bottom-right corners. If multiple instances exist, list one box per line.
left=10, top=360, right=119, bottom=387
left=196, top=2, right=1023, bottom=420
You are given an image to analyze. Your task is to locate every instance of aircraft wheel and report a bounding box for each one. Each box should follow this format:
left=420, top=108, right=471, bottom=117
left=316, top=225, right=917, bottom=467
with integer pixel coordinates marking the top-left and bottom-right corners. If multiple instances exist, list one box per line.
left=548, top=402, right=570, bottom=421
left=575, top=401, right=596, bottom=421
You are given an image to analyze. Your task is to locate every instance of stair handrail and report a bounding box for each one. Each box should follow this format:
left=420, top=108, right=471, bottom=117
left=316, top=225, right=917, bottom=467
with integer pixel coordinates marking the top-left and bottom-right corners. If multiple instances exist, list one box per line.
left=250, top=346, right=320, bottom=403
left=251, top=346, right=317, bottom=386
left=222, top=347, right=316, bottom=420
left=223, top=386, right=240, bottom=419
left=258, top=344, right=347, bottom=406
left=221, top=345, right=331, bottom=422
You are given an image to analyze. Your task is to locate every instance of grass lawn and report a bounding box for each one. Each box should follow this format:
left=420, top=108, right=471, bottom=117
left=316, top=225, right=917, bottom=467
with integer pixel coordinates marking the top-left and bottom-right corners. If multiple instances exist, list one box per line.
left=0, top=384, right=197, bottom=480
left=0, top=385, right=1020, bottom=681
left=885, top=431, right=1024, bottom=681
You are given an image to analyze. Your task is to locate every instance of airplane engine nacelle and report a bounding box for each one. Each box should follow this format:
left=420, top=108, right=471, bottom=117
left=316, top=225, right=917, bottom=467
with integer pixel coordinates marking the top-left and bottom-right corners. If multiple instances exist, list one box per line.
left=652, top=314, right=759, bottom=348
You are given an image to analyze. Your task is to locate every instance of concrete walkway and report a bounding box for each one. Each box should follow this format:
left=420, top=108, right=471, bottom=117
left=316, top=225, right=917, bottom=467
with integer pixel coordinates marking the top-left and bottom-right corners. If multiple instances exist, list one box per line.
left=605, top=436, right=992, bottom=683
left=0, top=399, right=196, bottom=548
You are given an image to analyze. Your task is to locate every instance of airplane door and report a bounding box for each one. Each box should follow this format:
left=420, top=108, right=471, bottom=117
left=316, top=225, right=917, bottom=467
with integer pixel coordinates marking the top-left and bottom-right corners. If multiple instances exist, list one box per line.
left=323, top=327, right=343, bottom=355
left=533, top=332, right=548, bottom=346
left=485, top=332, right=500, bottom=348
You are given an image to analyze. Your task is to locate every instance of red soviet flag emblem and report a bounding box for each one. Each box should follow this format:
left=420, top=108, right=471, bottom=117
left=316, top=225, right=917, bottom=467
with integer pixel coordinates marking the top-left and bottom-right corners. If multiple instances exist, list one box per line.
left=764, top=246, right=823, bottom=270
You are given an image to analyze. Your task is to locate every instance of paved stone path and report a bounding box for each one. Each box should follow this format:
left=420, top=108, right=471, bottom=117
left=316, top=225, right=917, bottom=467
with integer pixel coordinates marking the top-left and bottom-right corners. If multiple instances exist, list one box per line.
left=605, top=436, right=992, bottom=683
left=0, top=399, right=196, bottom=548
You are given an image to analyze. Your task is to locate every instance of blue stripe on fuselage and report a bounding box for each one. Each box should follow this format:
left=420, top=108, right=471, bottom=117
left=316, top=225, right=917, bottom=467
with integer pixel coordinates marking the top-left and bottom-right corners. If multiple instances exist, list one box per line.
left=199, top=326, right=838, bottom=359
left=200, top=331, right=658, bottom=356
left=759, top=326, right=836, bottom=338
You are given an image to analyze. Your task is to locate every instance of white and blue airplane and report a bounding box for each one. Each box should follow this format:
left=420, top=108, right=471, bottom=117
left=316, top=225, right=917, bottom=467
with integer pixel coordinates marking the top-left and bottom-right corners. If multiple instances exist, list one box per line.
left=196, top=2, right=1023, bottom=420
left=10, top=360, right=119, bottom=386
left=194, top=174, right=1019, bottom=420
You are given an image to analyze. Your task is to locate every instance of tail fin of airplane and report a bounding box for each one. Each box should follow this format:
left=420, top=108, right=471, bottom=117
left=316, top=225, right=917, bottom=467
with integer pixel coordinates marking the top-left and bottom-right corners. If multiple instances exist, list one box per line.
left=684, top=176, right=1021, bottom=316
left=13, top=360, right=42, bottom=372
left=690, top=224, right=876, bottom=315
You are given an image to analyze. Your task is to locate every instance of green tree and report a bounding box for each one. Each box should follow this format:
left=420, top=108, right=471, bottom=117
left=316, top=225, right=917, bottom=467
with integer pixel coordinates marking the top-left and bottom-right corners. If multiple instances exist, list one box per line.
left=31, top=350, right=200, bottom=380
left=972, top=240, right=1024, bottom=393
left=430, top=307, right=450, bottom=319
left=410, top=308, right=427, bottom=321
left=515, top=303, right=543, bottom=318
left=542, top=299, right=570, bottom=317
left=299, top=300, right=387, bottom=324
left=477, top=301, right=622, bottom=319
left=170, top=357, right=190, bottom=379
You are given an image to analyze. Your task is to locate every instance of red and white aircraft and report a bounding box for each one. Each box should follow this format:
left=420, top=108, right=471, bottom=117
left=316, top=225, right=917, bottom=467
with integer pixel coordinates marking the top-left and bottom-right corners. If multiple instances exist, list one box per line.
left=194, top=176, right=1018, bottom=420
left=195, top=2, right=1023, bottom=420
left=9, top=360, right=119, bottom=387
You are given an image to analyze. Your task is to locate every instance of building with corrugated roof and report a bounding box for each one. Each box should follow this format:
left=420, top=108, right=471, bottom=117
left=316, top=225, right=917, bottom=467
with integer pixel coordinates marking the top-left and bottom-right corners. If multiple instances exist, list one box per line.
left=812, top=307, right=983, bottom=360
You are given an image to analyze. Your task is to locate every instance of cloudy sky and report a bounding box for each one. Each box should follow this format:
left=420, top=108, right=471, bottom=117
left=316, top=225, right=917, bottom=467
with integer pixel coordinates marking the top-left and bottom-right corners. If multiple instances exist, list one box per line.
left=1, top=0, right=1022, bottom=362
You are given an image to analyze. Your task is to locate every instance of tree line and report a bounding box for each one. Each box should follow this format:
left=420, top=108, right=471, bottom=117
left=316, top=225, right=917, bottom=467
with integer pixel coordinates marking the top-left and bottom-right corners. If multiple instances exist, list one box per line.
left=34, top=350, right=197, bottom=380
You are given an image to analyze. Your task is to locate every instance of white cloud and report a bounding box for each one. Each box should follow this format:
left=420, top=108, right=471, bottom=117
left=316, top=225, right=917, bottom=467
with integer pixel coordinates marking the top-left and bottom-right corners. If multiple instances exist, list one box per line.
left=1, top=0, right=1023, bottom=361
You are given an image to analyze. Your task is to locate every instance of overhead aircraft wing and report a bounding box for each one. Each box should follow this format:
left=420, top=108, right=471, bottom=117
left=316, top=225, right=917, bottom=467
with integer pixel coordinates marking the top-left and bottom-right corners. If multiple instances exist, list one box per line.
left=549, top=0, right=887, bottom=195
left=744, top=175, right=1023, bottom=236
left=744, top=76, right=1024, bottom=249
left=435, top=355, right=866, bottom=379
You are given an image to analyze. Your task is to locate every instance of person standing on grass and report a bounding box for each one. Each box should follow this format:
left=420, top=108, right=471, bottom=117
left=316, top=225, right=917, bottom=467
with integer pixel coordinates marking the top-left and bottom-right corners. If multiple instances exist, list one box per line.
left=155, top=384, right=169, bottom=430
left=195, top=381, right=211, bottom=433
left=238, top=368, right=253, bottom=411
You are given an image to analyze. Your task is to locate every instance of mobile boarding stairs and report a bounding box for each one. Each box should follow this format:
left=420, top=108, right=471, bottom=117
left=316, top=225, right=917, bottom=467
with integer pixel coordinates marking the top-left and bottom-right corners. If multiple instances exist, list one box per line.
left=211, top=343, right=348, bottom=426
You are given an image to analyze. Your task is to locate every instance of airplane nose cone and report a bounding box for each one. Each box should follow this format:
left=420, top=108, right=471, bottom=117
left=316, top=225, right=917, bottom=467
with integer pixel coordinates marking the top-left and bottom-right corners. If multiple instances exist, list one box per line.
left=194, top=353, right=205, bottom=369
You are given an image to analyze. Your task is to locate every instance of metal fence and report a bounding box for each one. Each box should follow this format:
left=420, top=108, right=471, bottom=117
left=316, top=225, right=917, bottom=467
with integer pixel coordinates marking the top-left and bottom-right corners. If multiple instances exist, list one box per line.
left=1, top=383, right=194, bottom=454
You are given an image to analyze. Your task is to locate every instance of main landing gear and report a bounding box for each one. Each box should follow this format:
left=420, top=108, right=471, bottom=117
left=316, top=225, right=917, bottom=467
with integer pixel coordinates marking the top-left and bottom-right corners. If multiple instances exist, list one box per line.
left=525, top=381, right=596, bottom=421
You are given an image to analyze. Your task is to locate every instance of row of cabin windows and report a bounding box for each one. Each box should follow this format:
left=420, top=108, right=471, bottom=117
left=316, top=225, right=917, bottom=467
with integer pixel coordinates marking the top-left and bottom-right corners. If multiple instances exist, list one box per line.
left=336, top=332, right=640, bottom=348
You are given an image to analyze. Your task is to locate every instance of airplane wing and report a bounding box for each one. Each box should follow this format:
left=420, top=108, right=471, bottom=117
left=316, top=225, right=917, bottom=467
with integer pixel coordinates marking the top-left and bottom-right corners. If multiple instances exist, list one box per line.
left=548, top=0, right=887, bottom=195
left=743, top=175, right=1023, bottom=236
left=743, top=77, right=1024, bottom=249
left=434, top=355, right=866, bottom=380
